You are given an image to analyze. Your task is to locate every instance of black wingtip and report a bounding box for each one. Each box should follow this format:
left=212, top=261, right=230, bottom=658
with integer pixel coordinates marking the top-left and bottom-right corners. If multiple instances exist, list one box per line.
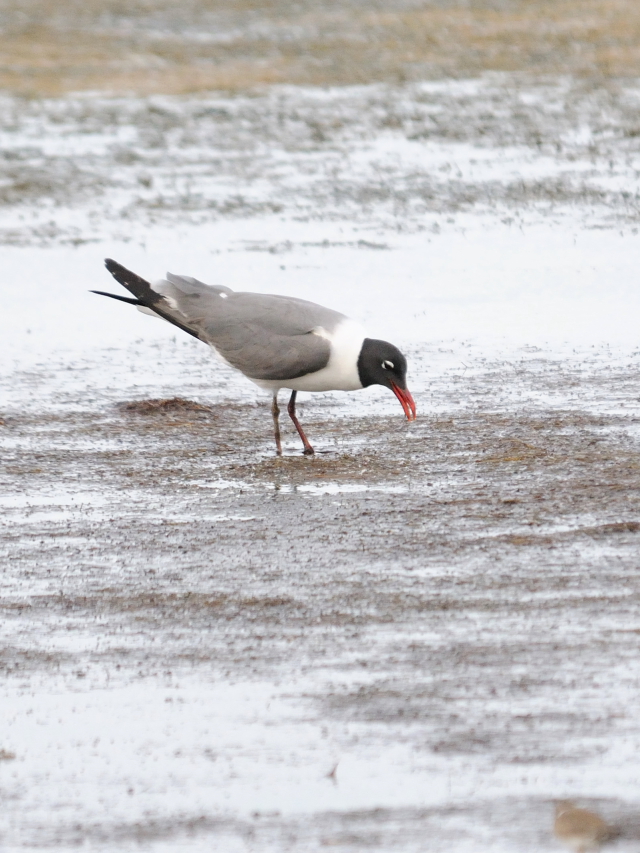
left=104, top=258, right=131, bottom=281
left=99, top=258, right=203, bottom=342
left=103, top=258, right=164, bottom=305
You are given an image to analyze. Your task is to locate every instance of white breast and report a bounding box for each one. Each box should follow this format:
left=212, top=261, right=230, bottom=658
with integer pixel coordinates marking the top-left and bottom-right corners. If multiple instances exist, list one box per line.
left=254, top=319, right=366, bottom=393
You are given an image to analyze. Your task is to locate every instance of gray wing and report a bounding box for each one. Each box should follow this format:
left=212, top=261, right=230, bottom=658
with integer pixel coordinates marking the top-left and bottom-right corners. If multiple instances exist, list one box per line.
left=158, top=273, right=344, bottom=381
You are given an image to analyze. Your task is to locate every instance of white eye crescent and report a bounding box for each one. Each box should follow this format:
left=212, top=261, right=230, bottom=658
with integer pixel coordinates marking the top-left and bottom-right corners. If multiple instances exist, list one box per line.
left=382, top=360, right=394, bottom=370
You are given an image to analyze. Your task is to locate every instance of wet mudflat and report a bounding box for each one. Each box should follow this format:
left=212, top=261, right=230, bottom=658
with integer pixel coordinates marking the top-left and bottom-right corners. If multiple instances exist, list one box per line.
left=3, top=341, right=640, bottom=851
left=2, top=67, right=640, bottom=851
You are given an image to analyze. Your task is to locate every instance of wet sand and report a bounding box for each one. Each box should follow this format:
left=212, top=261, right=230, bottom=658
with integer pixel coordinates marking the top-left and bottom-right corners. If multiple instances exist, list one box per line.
left=3, top=339, right=640, bottom=850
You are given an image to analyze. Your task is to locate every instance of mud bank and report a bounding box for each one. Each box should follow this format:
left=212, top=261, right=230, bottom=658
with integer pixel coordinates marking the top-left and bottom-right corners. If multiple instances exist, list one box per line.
left=3, top=345, right=640, bottom=851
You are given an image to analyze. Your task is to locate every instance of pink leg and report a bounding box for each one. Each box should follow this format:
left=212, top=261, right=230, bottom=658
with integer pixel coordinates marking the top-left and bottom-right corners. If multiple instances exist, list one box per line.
left=271, top=393, right=282, bottom=456
left=287, top=391, right=314, bottom=456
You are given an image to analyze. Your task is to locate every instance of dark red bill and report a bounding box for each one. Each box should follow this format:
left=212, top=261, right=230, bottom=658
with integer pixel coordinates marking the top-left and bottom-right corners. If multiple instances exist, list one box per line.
left=391, top=383, right=417, bottom=421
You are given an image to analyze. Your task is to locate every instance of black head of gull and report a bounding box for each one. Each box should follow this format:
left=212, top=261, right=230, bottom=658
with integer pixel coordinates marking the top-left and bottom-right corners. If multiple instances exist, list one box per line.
left=92, top=259, right=416, bottom=456
left=357, top=338, right=415, bottom=422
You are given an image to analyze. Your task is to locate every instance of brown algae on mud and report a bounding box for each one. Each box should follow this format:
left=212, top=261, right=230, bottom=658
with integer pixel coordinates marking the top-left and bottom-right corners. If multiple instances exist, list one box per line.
left=117, top=397, right=217, bottom=416
left=5, top=390, right=640, bottom=526
left=110, top=394, right=416, bottom=485
left=247, top=444, right=413, bottom=486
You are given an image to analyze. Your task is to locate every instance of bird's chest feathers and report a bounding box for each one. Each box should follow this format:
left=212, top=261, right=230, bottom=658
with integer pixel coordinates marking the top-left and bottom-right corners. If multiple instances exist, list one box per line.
left=285, top=320, right=365, bottom=392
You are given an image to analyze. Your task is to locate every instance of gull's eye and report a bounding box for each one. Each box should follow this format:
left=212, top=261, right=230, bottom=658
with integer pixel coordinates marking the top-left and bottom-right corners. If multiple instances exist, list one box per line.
left=382, top=360, right=394, bottom=370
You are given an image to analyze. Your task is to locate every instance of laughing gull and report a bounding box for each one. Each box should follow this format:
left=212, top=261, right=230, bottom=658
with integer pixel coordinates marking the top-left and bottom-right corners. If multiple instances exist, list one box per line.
left=92, top=259, right=416, bottom=455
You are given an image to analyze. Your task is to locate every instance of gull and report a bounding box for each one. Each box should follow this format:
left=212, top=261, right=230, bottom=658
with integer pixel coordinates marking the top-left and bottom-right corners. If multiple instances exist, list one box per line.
left=92, top=259, right=416, bottom=455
